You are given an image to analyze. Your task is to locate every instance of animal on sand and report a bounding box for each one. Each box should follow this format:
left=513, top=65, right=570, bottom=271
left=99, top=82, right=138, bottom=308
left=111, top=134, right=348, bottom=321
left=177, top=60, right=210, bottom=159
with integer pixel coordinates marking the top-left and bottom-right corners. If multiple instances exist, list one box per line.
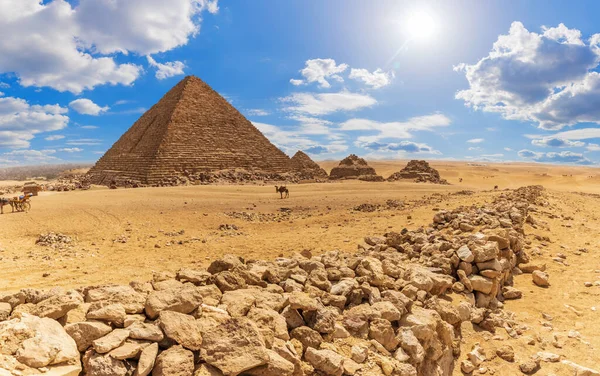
left=275, top=185, right=289, bottom=199
left=494, top=185, right=498, bottom=190
left=0, top=198, right=14, bottom=214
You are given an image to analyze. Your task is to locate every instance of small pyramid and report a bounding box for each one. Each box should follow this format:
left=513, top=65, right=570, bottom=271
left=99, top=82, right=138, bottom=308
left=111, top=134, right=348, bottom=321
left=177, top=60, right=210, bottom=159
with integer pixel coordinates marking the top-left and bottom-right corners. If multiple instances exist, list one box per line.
left=330, top=154, right=379, bottom=180
left=290, top=151, right=328, bottom=179
left=388, top=160, right=449, bottom=184
left=87, top=76, right=293, bottom=185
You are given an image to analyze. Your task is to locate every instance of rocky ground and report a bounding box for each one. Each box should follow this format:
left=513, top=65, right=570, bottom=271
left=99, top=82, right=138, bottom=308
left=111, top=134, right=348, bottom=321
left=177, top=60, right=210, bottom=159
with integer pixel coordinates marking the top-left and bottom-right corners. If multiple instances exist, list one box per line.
left=0, top=185, right=598, bottom=375
left=1, top=161, right=600, bottom=375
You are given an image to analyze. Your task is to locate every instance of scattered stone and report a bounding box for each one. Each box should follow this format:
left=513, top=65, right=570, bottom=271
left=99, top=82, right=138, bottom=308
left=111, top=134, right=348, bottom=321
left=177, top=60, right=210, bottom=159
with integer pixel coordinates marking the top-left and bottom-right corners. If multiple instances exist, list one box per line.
left=532, top=270, right=550, bottom=287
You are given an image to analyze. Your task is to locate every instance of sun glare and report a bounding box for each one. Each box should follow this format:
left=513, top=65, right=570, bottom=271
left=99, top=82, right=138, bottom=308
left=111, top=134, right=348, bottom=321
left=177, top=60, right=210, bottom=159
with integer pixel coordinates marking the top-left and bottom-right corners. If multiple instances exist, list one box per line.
left=406, top=10, right=437, bottom=40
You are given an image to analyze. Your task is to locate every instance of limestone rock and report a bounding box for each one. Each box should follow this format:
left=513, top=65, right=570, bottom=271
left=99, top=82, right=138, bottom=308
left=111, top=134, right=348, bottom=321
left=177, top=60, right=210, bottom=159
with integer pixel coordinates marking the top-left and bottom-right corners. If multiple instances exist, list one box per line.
left=532, top=270, right=550, bottom=287
left=245, top=349, right=295, bottom=376
left=84, top=350, right=129, bottom=376
left=65, top=321, right=113, bottom=352
left=145, top=286, right=203, bottom=319
left=200, top=317, right=269, bottom=375
left=136, top=342, right=159, bottom=376
left=304, top=347, right=344, bottom=376
left=0, top=314, right=80, bottom=370
left=159, top=310, right=203, bottom=351
left=86, top=285, right=146, bottom=314
left=92, top=328, right=130, bottom=354
left=128, top=321, right=165, bottom=342
left=496, top=345, right=514, bottom=362
left=152, top=345, right=194, bottom=376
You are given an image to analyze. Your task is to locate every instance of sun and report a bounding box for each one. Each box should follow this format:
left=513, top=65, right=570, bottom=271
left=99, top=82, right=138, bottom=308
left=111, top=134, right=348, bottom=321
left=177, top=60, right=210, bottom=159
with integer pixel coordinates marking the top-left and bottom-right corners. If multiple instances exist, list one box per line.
left=405, top=10, right=437, bottom=40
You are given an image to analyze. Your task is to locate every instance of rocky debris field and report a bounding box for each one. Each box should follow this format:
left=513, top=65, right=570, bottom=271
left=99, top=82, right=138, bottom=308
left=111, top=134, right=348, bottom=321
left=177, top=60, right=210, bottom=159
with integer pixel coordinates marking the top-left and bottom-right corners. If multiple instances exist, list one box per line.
left=43, top=174, right=91, bottom=192
left=36, top=233, right=75, bottom=249
left=1, top=186, right=599, bottom=376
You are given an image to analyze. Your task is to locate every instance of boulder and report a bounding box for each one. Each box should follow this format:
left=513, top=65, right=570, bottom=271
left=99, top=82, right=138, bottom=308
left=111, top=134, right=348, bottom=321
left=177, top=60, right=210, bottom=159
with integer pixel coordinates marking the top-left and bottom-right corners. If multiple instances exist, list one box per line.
left=152, top=345, right=194, bottom=376
left=65, top=321, right=113, bottom=352
left=0, top=314, right=80, bottom=371
left=304, top=348, right=344, bottom=376
left=145, top=286, right=203, bottom=319
left=200, top=317, right=269, bottom=375
left=159, top=310, right=203, bottom=351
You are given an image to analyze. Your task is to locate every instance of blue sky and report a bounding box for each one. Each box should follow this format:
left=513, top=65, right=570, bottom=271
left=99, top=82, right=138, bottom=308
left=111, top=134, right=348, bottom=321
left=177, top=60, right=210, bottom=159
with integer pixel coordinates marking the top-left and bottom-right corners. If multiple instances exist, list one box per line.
left=3, top=0, right=600, bottom=166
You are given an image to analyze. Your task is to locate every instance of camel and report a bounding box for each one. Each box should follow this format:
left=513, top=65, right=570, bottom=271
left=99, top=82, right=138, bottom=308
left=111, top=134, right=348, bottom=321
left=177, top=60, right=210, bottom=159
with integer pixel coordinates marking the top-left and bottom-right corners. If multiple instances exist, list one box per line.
left=275, top=185, right=289, bottom=199
left=494, top=185, right=498, bottom=190
left=0, top=198, right=14, bottom=214
left=459, top=178, right=463, bottom=183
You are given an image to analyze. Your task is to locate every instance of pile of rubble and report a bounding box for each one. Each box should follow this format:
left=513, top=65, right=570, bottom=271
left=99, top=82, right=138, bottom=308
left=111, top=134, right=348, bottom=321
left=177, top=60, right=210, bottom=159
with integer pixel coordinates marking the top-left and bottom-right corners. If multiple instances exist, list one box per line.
left=353, top=200, right=405, bottom=213
left=330, top=155, right=383, bottom=181
left=387, top=161, right=449, bottom=185
left=44, top=174, right=91, bottom=191
left=0, top=186, right=549, bottom=376
left=35, top=233, right=75, bottom=249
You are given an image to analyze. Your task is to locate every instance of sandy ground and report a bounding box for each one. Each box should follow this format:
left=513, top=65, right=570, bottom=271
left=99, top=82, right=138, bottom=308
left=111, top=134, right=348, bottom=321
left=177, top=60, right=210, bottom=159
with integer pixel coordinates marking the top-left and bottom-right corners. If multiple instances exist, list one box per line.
left=1, top=160, right=600, bottom=373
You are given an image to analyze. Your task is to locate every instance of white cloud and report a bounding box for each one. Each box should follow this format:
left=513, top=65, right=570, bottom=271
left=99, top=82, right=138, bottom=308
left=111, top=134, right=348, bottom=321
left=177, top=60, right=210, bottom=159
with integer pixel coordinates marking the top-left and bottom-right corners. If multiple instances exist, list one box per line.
left=504, top=147, right=513, bottom=151
left=456, top=21, right=600, bottom=130
left=76, top=0, right=218, bottom=55
left=45, top=135, right=65, bottom=141
left=481, top=153, right=504, bottom=158
left=468, top=146, right=482, bottom=151
left=526, top=128, right=600, bottom=141
left=0, top=149, right=59, bottom=165
left=340, top=114, right=451, bottom=142
left=252, top=121, right=347, bottom=156
left=531, top=137, right=585, bottom=148
left=147, top=56, right=186, bottom=80
left=69, top=99, right=109, bottom=115
left=0, top=0, right=217, bottom=93
left=357, top=140, right=440, bottom=155
left=59, top=148, right=83, bottom=153
left=114, top=100, right=133, bottom=106
left=518, top=149, right=592, bottom=164
left=282, top=91, right=377, bottom=116
left=80, top=125, right=98, bottom=129
left=0, top=96, right=68, bottom=148
left=0, top=82, right=9, bottom=89
left=587, top=143, right=600, bottom=151
left=66, top=138, right=102, bottom=146
left=467, top=138, right=484, bottom=143
left=246, top=109, right=270, bottom=116
left=291, top=58, right=349, bottom=88
left=349, top=68, right=393, bottom=89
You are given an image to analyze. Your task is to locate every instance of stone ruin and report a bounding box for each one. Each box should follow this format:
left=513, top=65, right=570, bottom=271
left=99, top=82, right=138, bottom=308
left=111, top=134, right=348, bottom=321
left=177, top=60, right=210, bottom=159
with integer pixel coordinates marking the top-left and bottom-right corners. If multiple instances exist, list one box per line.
left=329, top=154, right=383, bottom=181
left=387, top=161, right=449, bottom=185
left=290, top=151, right=328, bottom=181
left=0, top=186, right=548, bottom=376
left=87, top=76, right=300, bottom=187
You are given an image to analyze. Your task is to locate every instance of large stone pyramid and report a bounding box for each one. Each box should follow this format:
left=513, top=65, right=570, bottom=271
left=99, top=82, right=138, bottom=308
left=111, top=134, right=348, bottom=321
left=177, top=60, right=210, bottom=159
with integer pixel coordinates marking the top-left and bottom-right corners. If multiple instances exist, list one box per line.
left=87, top=76, right=294, bottom=185
left=290, top=151, right=328, bottom=179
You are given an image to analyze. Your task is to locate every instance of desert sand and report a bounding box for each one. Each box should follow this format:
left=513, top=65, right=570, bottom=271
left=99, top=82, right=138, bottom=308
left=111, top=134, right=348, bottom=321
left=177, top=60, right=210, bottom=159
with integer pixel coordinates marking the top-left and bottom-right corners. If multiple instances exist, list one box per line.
left=1, top=160, right=600, bottom=375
